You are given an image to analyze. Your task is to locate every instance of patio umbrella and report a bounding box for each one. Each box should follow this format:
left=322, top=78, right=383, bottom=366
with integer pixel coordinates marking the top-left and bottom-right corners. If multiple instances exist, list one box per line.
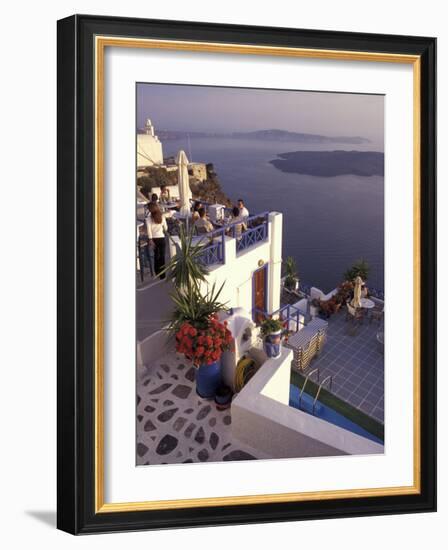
left=176, top=150, right=192, bottom=217
left=351, top=276, right=363, bottom=308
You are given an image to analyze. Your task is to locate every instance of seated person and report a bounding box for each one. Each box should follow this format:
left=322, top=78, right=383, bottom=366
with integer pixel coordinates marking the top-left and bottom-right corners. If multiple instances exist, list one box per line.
left=159, top=185, right=171, bottom=203
left=191, top=200, right=203, bottom=222
left=194, top=207, right=214, bottom=234
left=237, top=198, right=249, bottom=219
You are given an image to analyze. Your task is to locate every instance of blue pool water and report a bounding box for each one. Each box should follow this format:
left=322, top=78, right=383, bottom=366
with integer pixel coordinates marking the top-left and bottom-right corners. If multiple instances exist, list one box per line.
left=289, top=385, right=383, bottom=445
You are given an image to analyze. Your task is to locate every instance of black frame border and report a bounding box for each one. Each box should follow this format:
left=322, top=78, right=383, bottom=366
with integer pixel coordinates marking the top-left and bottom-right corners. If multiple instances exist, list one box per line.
left=57, top=14, right=436, bottom=534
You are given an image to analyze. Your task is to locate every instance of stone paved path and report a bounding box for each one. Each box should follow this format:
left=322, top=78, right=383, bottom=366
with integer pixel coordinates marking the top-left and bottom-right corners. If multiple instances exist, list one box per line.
left=137, top=353, right=264, bottom=465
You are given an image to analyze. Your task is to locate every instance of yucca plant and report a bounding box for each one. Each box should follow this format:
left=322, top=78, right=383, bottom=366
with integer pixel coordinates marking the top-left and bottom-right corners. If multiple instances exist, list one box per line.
left=284, top=256, right=299, bottom=291
left=343, top=259, right=370, bottom=283
left=169, top=281, right=229, bottom=334
left=160, top=224, right=209, bottom=292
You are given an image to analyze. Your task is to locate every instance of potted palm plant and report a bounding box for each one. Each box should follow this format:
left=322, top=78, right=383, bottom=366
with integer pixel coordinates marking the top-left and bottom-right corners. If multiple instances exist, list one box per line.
left=260, top=317, right=284, bottom=358
left=162, top=226, right=234, bottom=398
left=170, top=283, right=234, bottom=398
left=161, top=224, right=209, bottom=292
left=283, top=256, right=299, bottom=292
left=343, top=259, right=370, bottom=284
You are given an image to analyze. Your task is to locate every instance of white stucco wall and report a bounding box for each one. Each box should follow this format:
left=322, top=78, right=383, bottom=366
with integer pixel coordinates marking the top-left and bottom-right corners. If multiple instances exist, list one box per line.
left=231, top=347, right=384, bottom=458
left=137, top=329, right=173, bottom=368
left=137, top=133, right=164, bottom=167
left=268, top=211, right=283, bottom=313
left=198, top=212, right=283, bottom=316
left=204, top=238, right=270, bottom=314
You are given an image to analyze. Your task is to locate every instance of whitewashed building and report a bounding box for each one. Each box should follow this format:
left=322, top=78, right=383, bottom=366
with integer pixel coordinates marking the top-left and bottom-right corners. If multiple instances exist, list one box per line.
left=137, top=119, right=164, bottom=168
left=169, top=211, right=283, bottom=317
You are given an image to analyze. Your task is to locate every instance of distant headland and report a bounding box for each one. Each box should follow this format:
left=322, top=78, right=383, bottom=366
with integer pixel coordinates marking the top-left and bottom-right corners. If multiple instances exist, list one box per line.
left=152, top=128, right=371, bottom=145
left=269, top=150, right=384, bottom=177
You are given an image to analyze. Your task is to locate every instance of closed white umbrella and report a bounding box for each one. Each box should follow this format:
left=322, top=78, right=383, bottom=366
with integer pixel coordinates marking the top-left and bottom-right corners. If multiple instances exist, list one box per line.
left=176, top=150, right=192, bottom=216
left=351, top=276, right=363, bottom=309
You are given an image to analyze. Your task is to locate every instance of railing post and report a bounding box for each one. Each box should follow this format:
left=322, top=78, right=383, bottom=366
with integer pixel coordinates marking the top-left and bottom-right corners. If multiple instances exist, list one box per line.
left=221, top=228, right=225, bottom=264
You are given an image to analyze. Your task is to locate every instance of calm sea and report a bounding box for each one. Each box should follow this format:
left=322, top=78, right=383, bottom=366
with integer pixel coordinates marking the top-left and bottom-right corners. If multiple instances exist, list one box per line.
left=164, top=138, right=384, bottom=293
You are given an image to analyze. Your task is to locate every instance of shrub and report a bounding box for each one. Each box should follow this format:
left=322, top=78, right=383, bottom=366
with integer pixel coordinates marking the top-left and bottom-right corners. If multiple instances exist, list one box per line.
left=344, top=259, right=370, bottom=282
left=260, top=317, right=284, bottom=337
left=284, top=256, right=299, bottom=290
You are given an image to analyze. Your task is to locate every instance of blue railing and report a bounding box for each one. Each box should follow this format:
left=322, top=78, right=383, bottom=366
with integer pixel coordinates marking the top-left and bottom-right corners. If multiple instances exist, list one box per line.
left=298, top=282, right=311, bottom=296
left=277, top=303, right=307, bottom=332
left=232, top=212, right=269, bottom=254
left=195, top=211, right=270, bottom=267
left=252, top=303, right=307, bottom=332
left=196, top=229, right=226, bottom=267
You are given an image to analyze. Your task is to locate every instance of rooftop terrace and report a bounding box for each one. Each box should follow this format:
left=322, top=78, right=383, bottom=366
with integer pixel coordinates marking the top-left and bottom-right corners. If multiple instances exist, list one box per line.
left=136, top=353, right=267, bottom=465
left=301, top=308, right=384, bottom=423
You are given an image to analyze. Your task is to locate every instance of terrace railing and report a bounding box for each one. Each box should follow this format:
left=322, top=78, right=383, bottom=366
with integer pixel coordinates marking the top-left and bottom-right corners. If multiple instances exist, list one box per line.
left=137, top=237, right=154, bottom=282
left=195, top=211, right=270, bottom=267
left=196, top=229, right=226, bottom=267
left=231, top=212, right=269, bottom=254
left=252, top=302, right=307, bottom=333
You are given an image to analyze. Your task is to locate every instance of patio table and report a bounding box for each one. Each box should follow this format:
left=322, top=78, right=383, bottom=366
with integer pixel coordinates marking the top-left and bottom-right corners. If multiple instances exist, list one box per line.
left=360, top=298, right=375, bottom=309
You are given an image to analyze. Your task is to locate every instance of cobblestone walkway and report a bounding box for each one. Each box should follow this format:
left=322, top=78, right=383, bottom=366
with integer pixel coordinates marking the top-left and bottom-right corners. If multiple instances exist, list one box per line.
left=137, top=353, right=265, bottom=465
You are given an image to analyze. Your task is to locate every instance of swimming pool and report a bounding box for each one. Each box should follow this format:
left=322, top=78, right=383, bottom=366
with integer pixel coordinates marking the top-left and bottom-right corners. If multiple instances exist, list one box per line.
left=289, top=385, right=383, bottom=445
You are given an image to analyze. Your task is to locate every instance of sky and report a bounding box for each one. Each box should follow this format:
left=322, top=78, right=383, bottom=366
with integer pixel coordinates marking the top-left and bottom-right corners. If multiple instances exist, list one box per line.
left=137, top=83, right=384, bottom=144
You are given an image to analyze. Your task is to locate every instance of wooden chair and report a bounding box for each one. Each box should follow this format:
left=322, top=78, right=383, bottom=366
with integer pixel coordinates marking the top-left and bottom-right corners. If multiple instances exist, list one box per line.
left=346, top=302, right=364, bottom=324
left=370, top=305, right=384, bottom=324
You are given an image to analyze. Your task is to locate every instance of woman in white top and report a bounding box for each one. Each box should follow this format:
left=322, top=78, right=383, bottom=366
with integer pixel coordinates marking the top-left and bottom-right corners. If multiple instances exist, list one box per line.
left=145, top=205, right=168, bottom=278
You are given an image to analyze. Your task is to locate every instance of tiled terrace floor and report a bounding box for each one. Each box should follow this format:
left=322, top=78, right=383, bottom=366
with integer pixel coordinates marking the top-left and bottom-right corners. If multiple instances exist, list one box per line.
left=305, top=310, right=384, bottom=423
left=136, top=353, right=267, bottom=466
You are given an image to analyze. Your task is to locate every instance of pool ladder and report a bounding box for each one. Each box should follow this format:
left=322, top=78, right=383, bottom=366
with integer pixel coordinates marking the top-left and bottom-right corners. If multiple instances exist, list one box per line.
left=312, top=375, right=333, bottom=415
left=298, top=368, right=320, bottom=409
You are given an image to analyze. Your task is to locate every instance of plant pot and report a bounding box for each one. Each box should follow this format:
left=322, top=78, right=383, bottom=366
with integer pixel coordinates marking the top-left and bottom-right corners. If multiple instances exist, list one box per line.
left=195, top=360, right=222, bottom=399
left=214, top=385, right=232, bottom=410
left=284, top=279, right=298, bottom=292
left=310, top=305, right=319, bottom=318
left=263, top=330, right=282, bottom=358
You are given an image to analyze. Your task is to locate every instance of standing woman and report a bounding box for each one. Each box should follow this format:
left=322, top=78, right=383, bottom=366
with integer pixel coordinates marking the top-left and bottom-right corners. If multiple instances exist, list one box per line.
left=146, top=205, right=168, bottom=279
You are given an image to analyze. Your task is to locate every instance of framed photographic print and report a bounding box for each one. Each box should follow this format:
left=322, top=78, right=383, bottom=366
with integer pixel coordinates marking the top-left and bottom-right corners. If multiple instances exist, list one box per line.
left=57, top=14, right=436, bottom=534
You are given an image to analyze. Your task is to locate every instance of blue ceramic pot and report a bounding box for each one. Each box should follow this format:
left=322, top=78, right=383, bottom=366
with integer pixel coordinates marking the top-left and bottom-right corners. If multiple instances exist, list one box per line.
left=195, top=360, right=222, bottom=399
left=263, top=330, right=282, bottom=358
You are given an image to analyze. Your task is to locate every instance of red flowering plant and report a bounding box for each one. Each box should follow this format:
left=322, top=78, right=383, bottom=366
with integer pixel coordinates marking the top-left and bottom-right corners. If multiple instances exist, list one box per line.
left=337, top=280, right=354, bottom=303
left=175, top=315, right=233, bottom=366
left=170, top=282, right=234, bottom=367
